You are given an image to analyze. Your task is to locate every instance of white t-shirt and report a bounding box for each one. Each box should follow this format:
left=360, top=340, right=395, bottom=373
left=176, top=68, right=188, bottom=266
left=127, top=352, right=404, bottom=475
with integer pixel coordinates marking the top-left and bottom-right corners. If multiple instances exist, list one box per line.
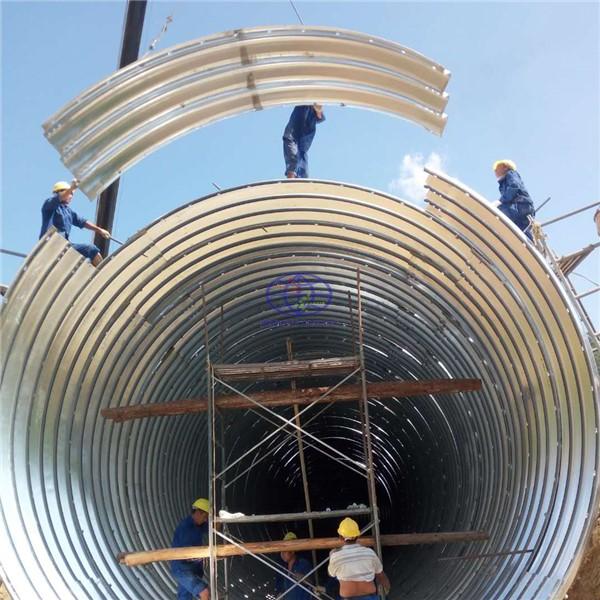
left=328, top=543, right=383, bottom=582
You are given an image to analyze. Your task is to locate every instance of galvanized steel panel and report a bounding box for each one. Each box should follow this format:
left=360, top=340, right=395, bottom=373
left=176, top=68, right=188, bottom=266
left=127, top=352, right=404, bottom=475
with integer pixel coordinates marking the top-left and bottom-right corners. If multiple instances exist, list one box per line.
left=1, top=178, right=598, bottom=600
left=43, top=26, right=450, bottom=198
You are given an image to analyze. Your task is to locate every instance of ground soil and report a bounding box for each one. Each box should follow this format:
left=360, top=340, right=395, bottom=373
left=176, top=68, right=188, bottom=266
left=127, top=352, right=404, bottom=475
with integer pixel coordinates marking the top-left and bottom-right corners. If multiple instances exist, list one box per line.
left=565, top=513, right=600, bottom=599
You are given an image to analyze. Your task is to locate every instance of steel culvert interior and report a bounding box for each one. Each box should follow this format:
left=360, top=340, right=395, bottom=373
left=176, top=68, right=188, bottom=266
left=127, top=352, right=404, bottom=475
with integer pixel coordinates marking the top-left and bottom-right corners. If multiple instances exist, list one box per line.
left=1, top=176, right=598, bottom=600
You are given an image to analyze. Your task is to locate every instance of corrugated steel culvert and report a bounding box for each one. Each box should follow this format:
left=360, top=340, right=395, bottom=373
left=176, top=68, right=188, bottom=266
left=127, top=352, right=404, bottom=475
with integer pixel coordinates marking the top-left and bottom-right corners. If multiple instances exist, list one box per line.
left=1, top=175, right=598, bottom=599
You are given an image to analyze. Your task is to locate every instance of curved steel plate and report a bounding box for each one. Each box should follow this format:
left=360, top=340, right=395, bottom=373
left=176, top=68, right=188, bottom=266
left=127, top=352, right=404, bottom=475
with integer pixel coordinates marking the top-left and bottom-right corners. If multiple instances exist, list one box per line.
left=43, top=26, right=451, bottom=198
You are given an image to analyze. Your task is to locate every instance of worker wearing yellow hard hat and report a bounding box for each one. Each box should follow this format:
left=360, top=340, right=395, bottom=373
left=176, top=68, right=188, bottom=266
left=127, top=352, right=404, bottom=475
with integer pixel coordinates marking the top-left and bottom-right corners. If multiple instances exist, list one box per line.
left=275, top=531, right=313, bottom=600
left=170, top=497, right=213, bottom=600
left=337, top=517, right=361, bottom=538
left=328, top=518, right=391, bottom=599
left=492, top=159, right=517, bottom=172
left=492, top=159, right=536, bottom=241
left=52, top=181, right=72, bottom=193
left=191, top=498, right=210, bottom=513
left=39, top=178, right=111, bottom=267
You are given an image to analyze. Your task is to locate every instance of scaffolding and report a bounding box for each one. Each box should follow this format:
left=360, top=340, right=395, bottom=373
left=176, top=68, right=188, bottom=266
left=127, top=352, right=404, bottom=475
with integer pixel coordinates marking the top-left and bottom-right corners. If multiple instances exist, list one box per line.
left=532, top=201, right=600, bottom=352
left=202, top=269, right=386, bottom=600
left=111, top=264, right=487, bottom=595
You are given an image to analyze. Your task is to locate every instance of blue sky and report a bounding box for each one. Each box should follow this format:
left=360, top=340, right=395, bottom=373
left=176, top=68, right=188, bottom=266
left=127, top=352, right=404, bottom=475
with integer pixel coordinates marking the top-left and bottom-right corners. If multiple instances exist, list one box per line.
left=1, top=1, right=598, bottom=324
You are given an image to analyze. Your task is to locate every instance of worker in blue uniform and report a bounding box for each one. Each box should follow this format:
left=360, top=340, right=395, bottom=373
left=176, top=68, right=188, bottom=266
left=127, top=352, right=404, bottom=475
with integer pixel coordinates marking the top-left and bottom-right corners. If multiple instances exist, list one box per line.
left=171, top=498, right=212, bottom=600
left=493, top=160, right=535, bottom=240
left=283, top=104, right=325, bottom=178
left=274, top=532, right=313, bottom=599
left=39, top=179, right=110, bottom=266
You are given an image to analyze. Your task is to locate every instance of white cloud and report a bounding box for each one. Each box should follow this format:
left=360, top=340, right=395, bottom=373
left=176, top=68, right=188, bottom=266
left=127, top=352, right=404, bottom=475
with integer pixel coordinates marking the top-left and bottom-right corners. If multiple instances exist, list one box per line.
left=388, top=152, right=445, bottom=202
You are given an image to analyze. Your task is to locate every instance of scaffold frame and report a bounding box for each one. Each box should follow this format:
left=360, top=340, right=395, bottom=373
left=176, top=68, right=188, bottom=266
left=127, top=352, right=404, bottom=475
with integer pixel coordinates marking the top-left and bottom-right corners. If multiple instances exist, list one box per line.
left=203, top=268, right=386, bottom=600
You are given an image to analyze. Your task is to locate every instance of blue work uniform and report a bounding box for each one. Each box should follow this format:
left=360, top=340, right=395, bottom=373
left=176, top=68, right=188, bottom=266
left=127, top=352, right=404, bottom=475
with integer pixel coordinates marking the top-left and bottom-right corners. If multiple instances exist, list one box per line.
left=274, top=556, right=313, bottom=600
left=283, top=105, right=325, bottom=178
left=497, top=170, right=535, bottom=240
left=171, top=516, right=209, bottom=599
left=39, top=194, right=100, bottom=260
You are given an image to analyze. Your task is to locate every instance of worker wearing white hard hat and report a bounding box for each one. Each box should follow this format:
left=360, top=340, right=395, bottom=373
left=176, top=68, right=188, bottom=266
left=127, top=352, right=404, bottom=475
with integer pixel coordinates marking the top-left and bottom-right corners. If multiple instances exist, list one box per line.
left=171, top=498, right=212, bottom=600
left=39, top=179, right=110, bottom=267
left=328, top=518, right=391, bottom=599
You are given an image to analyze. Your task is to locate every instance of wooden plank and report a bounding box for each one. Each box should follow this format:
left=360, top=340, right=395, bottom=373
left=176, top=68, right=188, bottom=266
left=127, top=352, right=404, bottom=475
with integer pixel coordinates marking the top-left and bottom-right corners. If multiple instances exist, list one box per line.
left=212, top=356, right=360, bottom=382
left=119, top=531, right=489, bottom=566
left=557, top=242, right=600, bottom=275
left=102, top=379, right=482, bottom=422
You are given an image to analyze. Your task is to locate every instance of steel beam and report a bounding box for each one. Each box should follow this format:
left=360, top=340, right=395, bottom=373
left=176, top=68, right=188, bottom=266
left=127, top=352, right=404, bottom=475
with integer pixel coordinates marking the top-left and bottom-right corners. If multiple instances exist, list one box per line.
left=93, top=0, right=147, bottom=256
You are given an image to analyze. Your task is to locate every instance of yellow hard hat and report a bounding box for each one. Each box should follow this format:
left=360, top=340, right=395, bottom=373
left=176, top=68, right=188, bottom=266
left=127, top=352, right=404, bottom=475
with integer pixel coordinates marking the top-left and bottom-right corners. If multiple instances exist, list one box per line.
left=492, top=159, right=517, bottom=172
left=283, top=532, right=297, bottom=541
left=337, top=517, right=360, bottom=539
left=191, top=498, right=210, bottom=513
left=52, top=181, right=71, bottom=193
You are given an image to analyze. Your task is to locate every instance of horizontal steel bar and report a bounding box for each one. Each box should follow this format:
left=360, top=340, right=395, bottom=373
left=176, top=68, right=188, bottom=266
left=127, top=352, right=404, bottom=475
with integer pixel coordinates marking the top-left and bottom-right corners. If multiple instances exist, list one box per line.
left=540, top=201, right=600, bottom=226
left=438, top=549, right=534, bottom=562
left=214, top=507, right=371, bottom=524
left=575, top=286, right=600, bottom=300
left=0, top=248, right=27, bottom=258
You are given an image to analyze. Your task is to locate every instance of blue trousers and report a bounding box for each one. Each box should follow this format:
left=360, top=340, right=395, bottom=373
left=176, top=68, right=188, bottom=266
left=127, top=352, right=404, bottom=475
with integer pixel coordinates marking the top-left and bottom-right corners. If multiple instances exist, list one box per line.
left=171, top=562, right=207, bottom=599
left=283, top=137, right=309, bottom=178
left=71, top=242, right=101, bottom=261
left=498, top=202, right=535, bottom=240
left=342, top=595, right=378, bottom=600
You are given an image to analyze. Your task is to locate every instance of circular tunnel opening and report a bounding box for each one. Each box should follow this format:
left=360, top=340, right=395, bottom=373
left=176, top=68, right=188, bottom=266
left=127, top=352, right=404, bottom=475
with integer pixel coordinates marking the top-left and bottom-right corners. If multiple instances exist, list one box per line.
left=171, top=304, right=491, bottom=600
left=1, top=179, right=598, bottom=600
